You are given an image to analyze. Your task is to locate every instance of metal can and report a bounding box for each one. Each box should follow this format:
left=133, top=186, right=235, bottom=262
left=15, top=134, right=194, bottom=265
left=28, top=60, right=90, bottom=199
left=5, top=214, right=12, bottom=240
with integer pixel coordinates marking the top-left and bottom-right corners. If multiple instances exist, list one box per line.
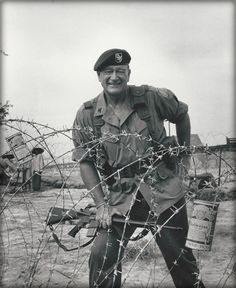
left=185, top=200, right=220, bottom=251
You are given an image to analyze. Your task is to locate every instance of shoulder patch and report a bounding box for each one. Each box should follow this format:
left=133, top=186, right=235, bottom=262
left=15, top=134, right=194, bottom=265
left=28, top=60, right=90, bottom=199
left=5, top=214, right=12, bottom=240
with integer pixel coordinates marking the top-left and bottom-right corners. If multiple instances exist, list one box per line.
left=157, top=88, right=172, bottom=99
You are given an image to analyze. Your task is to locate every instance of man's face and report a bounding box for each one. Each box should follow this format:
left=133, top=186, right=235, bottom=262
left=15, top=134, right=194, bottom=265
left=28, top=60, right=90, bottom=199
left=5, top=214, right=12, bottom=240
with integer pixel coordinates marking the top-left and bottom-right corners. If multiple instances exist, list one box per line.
left=97, top=65, right=131, bottom=96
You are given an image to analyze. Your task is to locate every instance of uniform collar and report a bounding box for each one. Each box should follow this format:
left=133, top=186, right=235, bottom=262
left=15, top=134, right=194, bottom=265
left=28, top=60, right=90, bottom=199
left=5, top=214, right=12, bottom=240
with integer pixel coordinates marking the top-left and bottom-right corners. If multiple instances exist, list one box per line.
left=94, top=92, right=107, bottom=117
left=94, top=89, right=134, bottom=127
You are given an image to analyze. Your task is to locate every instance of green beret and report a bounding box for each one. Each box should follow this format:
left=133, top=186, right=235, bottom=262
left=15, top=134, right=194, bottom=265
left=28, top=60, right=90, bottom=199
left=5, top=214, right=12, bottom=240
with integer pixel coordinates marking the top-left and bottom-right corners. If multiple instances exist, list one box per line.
left=94, top=48, right=131, bottom=71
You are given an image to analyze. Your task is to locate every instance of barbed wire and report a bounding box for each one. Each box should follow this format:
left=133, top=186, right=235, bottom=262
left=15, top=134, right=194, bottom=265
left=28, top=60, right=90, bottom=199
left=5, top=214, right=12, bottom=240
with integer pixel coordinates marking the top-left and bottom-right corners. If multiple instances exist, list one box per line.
left=0, top=115, right=235, bottom=288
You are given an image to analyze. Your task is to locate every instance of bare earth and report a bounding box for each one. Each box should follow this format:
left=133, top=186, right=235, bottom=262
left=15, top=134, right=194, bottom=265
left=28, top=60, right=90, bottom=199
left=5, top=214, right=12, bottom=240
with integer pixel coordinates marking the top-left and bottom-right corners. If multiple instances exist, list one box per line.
left=0, top=185, right=236, bottom=288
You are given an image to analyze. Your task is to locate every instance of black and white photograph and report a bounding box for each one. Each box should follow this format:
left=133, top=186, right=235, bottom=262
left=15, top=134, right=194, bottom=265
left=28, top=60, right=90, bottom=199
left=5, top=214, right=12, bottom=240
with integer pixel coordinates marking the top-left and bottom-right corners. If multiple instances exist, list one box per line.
left=0, top=1, right=235, bottom=288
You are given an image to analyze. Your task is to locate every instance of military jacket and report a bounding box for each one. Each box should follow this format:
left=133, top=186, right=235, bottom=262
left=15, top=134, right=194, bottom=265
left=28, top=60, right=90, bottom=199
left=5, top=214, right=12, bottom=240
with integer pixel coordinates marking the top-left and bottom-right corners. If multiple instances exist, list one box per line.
left=72, top=85, right=188, bottom=216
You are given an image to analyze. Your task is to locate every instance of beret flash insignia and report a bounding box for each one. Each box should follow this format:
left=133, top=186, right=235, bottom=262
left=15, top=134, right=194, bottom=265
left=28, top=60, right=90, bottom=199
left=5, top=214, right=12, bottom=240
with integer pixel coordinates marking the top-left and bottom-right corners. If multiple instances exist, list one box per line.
left=115, top=52, right=123, bottom=63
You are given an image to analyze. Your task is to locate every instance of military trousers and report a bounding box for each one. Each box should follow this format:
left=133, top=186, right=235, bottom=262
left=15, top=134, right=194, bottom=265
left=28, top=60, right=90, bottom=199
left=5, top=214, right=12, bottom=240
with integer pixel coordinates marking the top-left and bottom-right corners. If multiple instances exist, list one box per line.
left=89, top=195, right=205, bottom=288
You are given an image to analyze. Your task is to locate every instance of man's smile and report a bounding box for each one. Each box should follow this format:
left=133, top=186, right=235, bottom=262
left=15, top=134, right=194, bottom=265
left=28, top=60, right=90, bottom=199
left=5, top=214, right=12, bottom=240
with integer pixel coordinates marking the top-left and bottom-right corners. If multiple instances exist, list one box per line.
left=107, top=82, right=122, bottom=87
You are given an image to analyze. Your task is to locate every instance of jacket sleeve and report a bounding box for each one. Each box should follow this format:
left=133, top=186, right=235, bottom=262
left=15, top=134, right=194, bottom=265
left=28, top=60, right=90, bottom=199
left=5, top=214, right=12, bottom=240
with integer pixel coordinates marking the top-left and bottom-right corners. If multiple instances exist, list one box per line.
left=153, top=88, right=188, bottom=123
left=72, top=105, right=96, bottom=162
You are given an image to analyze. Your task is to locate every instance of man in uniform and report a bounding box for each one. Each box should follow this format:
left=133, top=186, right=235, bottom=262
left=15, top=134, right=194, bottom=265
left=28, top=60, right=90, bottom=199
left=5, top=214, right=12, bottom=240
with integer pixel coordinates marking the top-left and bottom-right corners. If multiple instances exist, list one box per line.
left=72, top=48, right=205, bottom=288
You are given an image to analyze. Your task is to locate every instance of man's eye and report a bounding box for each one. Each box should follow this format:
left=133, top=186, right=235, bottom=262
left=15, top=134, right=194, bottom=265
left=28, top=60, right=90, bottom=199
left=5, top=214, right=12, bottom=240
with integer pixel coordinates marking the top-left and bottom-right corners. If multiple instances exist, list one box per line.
left=102, top=69, right=127, bottom=75
left=104, top=70, right=112, bottom=74
left=117, top=70, right=125, bottom=74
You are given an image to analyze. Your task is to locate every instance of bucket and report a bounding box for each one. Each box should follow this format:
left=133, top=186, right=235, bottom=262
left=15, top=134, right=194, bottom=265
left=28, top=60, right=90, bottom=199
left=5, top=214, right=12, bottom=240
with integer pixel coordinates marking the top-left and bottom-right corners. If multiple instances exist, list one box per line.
left=185, top=200, right=219, bottom=251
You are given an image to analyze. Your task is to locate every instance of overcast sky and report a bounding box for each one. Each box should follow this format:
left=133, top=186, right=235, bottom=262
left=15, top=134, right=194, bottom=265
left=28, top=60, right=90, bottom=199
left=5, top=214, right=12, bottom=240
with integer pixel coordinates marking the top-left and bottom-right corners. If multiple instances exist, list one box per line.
left=1, top=1, right=235, bottom=157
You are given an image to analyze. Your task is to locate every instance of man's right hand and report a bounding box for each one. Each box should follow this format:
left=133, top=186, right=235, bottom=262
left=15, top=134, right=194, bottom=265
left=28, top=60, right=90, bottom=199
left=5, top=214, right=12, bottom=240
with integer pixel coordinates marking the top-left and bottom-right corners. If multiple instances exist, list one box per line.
left=95, top=203, right=112, bottom=229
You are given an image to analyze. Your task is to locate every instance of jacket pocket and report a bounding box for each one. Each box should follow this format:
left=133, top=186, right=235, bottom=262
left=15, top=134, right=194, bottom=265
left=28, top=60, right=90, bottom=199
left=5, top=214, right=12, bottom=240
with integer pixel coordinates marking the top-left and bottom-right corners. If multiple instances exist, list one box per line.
left=101, top=124, right=120, bottom=164
left=126, top=115, right=150, bottom=156
left=153, top=161, right=182, bottom=195
left=156, top=161, right=174, bottom=181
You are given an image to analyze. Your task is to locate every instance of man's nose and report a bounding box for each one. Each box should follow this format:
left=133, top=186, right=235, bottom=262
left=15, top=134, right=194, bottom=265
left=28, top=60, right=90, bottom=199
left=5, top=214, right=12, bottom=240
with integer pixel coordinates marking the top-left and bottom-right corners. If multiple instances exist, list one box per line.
left=110, top=71, right=118, bottom=80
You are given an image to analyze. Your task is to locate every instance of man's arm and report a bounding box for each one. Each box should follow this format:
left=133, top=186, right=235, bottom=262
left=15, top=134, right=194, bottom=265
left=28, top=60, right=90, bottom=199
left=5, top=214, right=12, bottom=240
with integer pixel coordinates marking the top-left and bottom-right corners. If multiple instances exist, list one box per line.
left=175, top=113, right=191, bottom=170
left=175, top=113, right=191, bottom=146
left=80, top=160, right=105, bottom=206
left=80, top=160, right=111, bottom=228
left=73, top=106, right=112, bottom=228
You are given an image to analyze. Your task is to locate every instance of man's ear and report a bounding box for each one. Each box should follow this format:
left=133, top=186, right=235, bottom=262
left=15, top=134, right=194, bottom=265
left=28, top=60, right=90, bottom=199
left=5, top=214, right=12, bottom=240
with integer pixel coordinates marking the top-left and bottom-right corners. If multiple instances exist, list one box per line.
left=127, top=68, right=131, bottom=82
left=97, top=71, right=101, bottom=82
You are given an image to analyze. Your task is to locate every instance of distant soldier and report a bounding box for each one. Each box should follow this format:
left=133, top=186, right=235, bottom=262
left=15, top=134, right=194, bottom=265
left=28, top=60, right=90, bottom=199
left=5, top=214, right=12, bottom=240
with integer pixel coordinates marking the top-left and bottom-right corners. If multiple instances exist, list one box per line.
left=21, top=160, right=32, bottom=191
left=31, top=146, right=44, bottom=191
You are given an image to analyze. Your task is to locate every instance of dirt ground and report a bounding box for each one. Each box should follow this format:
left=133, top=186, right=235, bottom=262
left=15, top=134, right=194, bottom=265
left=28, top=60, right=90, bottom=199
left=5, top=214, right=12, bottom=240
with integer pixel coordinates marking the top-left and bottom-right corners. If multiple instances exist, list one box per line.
left=0, top=184, right=236, bottom=288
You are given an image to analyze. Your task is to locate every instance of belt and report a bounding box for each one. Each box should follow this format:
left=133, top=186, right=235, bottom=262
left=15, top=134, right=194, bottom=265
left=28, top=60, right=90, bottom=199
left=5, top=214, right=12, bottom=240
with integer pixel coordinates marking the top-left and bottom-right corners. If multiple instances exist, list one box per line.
left=110, top=157, right=162, bottom=179
left=110, top=163, right=143, bottom=178
left=102, top=157, right=163, bottom=185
